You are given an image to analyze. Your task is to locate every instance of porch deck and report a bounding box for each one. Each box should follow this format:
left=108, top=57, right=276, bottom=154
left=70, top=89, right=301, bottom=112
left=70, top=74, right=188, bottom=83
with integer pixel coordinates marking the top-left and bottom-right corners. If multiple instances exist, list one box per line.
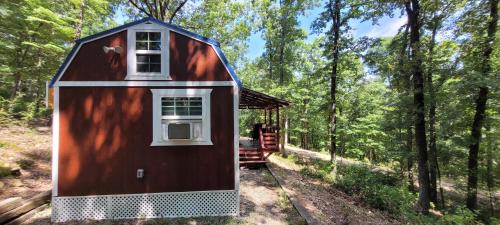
left=239, top=87, right=289, bottom=167
left=239, top=130, right=279, bottom=166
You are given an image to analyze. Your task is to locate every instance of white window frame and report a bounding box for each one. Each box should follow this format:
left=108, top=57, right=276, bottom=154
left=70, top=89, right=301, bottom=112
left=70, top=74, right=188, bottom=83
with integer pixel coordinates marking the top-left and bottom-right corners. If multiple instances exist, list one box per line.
left=126, top=23, right=170, bottom=80
left=151, top=89, right=212, bottom=146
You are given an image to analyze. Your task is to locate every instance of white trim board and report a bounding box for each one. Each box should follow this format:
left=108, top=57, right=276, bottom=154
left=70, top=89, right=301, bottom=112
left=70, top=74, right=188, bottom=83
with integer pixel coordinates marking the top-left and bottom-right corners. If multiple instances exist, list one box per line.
left=232, top=83, right=240, bottom=215
left=150, top=88, right=213, bottom=146
left=52, top=87, right=60, bottom=197
left=126, top=23, right=171, bottom=80
left=55, top=81, right=235, bottom=87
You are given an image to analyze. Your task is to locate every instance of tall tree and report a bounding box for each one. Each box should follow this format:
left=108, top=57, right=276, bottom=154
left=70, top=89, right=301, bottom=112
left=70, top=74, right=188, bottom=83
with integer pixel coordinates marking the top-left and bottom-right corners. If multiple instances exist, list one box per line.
left=422, top=0, right=463, bottom=206
left=312, top=0, right=384, bottom=170
left=405, top=0, right=430, bottom=214
left=128, top=0, right=189, bottom=23
left=465, top=0, right=498, bottom=210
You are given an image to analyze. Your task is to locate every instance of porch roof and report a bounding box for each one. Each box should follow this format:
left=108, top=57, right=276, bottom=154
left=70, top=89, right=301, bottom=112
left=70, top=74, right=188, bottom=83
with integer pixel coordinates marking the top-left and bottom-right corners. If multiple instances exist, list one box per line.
left=239, top=87, right=290, bottom=109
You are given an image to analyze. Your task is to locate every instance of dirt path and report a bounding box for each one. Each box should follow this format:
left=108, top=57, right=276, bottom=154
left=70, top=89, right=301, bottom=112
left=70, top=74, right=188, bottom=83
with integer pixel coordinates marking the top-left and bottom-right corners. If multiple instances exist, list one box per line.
left=267, top=155, right=400, bottom=225
left=285, top=145, right=499, bottom=211
left=0, top=124, right=52, bottom=200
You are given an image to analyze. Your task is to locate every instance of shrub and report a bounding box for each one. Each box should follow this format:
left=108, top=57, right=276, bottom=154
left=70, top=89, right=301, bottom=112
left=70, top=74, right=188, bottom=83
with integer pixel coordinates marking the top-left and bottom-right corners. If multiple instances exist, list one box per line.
left=0, top=162, right=11, bottom=178
left=335, top=165, right=417, bottom=216
left=439, top=206, right=477, bottom=225
left=17, top=159, right=35, bottom=169
left=8, top=93, right=28, bottom=119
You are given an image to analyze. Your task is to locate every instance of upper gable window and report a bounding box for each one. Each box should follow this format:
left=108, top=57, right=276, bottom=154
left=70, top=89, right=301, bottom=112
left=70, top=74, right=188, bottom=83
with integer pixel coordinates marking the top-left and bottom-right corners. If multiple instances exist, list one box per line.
left=136, top=32, right=161, bottom=73
left=126, top=24, right=170, bottom=80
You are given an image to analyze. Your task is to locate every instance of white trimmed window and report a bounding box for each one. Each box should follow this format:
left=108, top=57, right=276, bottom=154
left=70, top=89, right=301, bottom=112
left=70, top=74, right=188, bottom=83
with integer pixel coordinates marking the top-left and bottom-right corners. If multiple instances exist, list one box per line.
left=151, top=89, right=212, bottom=146
left=127, top=23, right=170, bottom=80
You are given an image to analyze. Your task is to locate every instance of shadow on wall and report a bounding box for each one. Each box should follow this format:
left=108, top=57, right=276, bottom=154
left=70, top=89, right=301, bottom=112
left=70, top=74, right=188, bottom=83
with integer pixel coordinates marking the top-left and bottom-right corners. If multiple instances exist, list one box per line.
left=170, top=32, right=232, bottom=81
left=57, top=87, right=235, bottom=196
left=58, top=88, right=148, bottom=196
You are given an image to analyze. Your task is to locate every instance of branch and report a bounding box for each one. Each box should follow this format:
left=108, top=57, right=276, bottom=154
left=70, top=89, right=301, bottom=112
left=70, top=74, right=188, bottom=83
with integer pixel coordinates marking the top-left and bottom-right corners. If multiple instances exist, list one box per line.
left=169, top=0, right=188, bottom=24
left=129, top=0, right=153, bottom=17
left=144, top=1, right=156, bottom=18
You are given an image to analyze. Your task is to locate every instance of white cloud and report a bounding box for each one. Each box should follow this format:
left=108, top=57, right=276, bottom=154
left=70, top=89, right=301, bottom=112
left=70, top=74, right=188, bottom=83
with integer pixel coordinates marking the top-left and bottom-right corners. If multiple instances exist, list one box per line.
left=366, top=17, right=407, bottom=38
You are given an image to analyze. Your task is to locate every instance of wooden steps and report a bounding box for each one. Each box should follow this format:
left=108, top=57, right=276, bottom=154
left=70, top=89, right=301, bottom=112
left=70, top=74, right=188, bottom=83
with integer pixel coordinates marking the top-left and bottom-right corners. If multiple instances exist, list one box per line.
left=240, top=127, right=280, bottom=167
left=239, top=147, right=266, bottom=166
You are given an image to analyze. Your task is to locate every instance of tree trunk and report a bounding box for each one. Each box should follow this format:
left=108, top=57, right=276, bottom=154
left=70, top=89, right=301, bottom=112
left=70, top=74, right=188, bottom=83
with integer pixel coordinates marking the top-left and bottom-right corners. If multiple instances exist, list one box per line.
left=486, top=132, right=494, bottom=215
left=11, top=73, right=22, bottom=99
left=427, top=20, right=439, bottom=205
left=405, top=0, right=430, bottom=214
left=74, top=0, right=86, bottom=41
left=398, top=25, right=415, bottom=191
left=467, top=0, right=498, bottom=211
left=406, top=121, right=415, bottom=191
left=328, top=0, right=340, bottom=173
left=278, top=0, right=285, bottom=84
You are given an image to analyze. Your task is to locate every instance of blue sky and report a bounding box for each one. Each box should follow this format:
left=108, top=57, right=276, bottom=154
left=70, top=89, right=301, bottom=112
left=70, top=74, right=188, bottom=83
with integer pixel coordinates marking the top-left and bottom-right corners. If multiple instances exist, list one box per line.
left=115, top=4, right=406, bottom=60
left=246, top=6, right=406, bottom=59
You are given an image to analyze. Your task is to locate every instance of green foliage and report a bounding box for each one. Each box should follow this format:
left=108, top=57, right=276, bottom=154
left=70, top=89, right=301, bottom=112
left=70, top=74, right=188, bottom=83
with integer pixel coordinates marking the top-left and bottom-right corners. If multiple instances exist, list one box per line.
left=439, top=206, right=477, bottom=225
left=335, top=165, right=414, bottom=216
left=16, top=159, right=35, bottom=170
left=0, top=0, right=118, bottom=122
left=0, top=162, right=11, bottom=178
left=8, top=94, right=28, bottom=119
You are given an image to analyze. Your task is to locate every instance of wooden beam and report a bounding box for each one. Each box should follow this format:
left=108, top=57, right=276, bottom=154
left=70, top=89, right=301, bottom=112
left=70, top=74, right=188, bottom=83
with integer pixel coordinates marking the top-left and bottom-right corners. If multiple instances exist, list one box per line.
left=0, top=198, right=23, bottom=215
left=0, top=191, right=50, bottom=224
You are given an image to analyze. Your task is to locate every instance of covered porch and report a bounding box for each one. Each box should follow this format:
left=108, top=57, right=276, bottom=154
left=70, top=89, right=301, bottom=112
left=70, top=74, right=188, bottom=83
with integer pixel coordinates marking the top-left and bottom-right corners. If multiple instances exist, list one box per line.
left=239, top=88, right=290, bottom=166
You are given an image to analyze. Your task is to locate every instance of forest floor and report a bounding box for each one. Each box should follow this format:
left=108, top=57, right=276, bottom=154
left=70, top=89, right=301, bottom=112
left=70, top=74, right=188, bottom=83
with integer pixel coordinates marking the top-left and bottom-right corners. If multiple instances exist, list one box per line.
left=0, top=124, right=305, bottom=225
left=0, top=124, right=52, bottom=200
left=283, top=145, right=499, bottom=213
left=267, top=154, right=401, bottom=225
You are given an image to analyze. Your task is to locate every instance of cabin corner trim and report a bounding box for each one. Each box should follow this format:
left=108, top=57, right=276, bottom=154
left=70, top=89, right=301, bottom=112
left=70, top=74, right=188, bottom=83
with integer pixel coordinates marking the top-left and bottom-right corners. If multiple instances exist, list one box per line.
left=51, top=86, right=60, bottom=197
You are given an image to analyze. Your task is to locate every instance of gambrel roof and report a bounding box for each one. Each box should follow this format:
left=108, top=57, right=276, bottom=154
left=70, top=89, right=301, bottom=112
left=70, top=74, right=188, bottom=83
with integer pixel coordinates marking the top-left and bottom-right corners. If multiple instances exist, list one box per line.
left=49, top=17, right=241, bottom=88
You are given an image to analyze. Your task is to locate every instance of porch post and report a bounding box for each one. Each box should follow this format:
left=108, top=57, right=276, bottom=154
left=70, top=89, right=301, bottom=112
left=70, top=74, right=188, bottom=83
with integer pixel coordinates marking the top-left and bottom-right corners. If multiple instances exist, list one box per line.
left=269, top=108, right=272, bottom=125
left=276, top=106, right=280, bottom=129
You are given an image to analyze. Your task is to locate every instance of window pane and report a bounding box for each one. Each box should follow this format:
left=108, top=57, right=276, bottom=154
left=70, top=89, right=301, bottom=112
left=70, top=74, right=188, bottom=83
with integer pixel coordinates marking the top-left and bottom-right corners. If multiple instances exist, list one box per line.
left=149, top=32, right=161, bottom=41
left=136, top=41, right=148, bottom=50
left=137, top=63, right=149, bottom=72
left=162, top=107, right=175, bottom=116
left=161, top=97, right=204, bottom=117
left=176, top=107, right=189, bottom=116
left=136, top=32, right=148, bottom=41
left=176, top=98, right=188, bottom=107
left=190, top=107, right=202, bottom=116
left=190, top=99, right=202, bottom=106
left=168, top=123, right=191, bottom=139
left=150, top=54, right=161, bottom=63
left=162, top=98, right=175, bottom=106
left=149, top=41, right=161, bottom=50
left=136, top=54, right=149, bottom=63
left=150, top=63, right=161, bottom=72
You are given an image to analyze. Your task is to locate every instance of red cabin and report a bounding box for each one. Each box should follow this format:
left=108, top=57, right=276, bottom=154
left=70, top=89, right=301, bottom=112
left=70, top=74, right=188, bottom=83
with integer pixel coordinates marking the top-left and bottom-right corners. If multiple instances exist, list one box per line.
left=49, top=17, right=288, bottom=222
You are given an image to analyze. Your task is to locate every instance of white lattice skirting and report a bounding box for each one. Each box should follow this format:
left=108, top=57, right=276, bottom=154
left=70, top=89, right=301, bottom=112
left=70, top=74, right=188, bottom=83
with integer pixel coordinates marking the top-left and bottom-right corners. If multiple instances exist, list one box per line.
left=52, top=190, right=239, bottom=222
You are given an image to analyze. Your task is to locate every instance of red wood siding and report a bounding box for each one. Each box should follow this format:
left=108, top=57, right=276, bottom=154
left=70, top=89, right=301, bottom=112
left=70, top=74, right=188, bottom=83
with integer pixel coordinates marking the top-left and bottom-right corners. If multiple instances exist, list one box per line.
left=59, top=30, right=232, bottom=82
left=57, top=86, right=235, bottom=196
left=169, top=32, right=232, bottom=81
left=61, top=31, right=128, bottom=81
